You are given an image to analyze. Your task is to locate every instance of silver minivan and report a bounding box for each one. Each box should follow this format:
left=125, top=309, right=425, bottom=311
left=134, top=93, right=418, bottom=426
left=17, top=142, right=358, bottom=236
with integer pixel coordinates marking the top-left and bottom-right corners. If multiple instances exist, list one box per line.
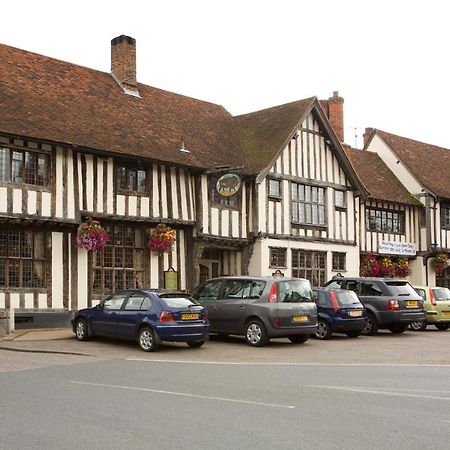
left=191, top=276, right=317, bottom=347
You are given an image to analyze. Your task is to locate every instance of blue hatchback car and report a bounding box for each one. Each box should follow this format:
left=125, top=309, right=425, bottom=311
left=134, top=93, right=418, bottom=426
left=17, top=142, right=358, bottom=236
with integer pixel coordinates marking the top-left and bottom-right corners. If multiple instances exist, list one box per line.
left=313, top=288, right=366, bottom=339
left=71, top=289, right=209, bottom=351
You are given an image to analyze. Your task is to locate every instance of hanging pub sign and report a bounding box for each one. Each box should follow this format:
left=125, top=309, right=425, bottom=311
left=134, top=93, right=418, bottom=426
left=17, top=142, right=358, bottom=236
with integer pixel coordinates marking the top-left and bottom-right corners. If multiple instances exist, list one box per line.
left=164, top=267, right=178, bottom=290
left=216, top=173, right=241, bottom=197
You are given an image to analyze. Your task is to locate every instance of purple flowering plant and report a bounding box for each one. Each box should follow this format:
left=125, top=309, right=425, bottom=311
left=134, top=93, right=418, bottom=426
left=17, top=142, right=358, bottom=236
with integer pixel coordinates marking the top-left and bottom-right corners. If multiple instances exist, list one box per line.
left=76, top=218, right=109, bottom=251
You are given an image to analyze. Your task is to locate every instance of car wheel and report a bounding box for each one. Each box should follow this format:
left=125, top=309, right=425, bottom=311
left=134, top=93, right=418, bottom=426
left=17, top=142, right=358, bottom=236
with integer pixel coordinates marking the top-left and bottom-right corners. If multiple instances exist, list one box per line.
left=288, top=335, right=309, bottom=344
left=138, top=327, right=159, bottom=352
left=435, top=323, right=450, bottom=331
left=187, top=340, right=205, bottom=348
left=361, top=312, right=378, bottom=336
left=345, top=330, right=361, bottom=338
left=315, top=320, right=332, bottom=340
left=245, top=320, right=269, bottom=347
left=75, top=318, right=89, bottom=341
left=388, top=325, right=408, bottom=334
left=410, top=320, right=427, bottom=331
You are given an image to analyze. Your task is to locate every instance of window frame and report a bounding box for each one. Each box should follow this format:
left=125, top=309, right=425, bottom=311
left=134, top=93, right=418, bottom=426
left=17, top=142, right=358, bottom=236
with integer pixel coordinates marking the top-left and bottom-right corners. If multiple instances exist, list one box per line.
left=291, top=183, right=326, bottom=227
left=332, top=252, right=346, bottom=272
left=365, top=207, right=405, bottom=234
left=0, top=146, right=49, bottom=187
left=269, top=247, right=287, bottom=269
left=268, top=178, right=282, bottom=200
left=334, top=189, right=347, bottom=210
left=116, top=164, right=148, bottom=195
left=291, top=249, right=327, bottom=287
left=441, top=204, right=450, bottom=229
left=0, top=228, right=47, bottom=289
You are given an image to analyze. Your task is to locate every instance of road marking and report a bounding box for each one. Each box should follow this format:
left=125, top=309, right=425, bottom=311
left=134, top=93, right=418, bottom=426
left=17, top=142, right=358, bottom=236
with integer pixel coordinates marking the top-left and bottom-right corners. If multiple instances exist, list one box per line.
left=126, top=358, right=450, bottom=368
left=439, top=420, right=450, bottom=424
left=306, top=385, right=450, bottom=401
left=70, top=380, right=295, bottom=409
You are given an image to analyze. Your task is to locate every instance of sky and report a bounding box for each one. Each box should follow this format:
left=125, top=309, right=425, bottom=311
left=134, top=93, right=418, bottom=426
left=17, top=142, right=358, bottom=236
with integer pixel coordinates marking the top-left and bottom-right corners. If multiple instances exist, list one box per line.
left=1, top=0, right=450, bottom=150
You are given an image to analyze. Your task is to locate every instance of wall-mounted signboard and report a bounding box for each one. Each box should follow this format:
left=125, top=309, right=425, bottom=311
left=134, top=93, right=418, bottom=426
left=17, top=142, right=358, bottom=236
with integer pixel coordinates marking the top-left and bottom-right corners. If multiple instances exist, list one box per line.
left=216, top=173, right=241, bottom=197
left=378, top=241, right=416, bottom=256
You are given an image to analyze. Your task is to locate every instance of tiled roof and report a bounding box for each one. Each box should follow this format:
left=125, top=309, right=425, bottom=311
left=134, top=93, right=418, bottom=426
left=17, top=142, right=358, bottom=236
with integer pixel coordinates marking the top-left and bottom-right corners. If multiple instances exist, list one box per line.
left=373, top=130, right=450, bottom=199
left=344, top=147, right=421, bottom=206
left=234, top=98, right=315, bottom=173
left=0, top=43, right=246, bottom=171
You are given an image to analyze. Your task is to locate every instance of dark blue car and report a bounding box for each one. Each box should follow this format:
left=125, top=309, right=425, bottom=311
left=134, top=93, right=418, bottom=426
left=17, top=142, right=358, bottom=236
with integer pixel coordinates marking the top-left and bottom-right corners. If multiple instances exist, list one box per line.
left=71, top=289, right=209, bottom=351
left=313, top=288, right=366, bottom=339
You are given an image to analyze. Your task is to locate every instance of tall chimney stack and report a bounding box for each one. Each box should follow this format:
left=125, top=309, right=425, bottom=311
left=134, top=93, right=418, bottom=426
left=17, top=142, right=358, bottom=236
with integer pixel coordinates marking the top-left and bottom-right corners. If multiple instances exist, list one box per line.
left=327, top=91, right=344, bottom=143
left=111, top=35, right=139, bottom=96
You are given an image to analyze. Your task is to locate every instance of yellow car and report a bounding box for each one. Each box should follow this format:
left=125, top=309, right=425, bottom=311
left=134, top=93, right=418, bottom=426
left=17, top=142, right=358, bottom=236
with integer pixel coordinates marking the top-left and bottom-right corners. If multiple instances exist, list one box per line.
left=410, top=286, right=450, bottom=331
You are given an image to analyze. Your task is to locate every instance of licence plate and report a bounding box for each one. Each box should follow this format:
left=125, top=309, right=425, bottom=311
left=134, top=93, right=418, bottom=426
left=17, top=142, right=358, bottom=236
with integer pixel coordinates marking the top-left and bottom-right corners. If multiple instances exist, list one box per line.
left=181, top=313, right=199, bottom=320
left=406, top=301, right=418, bottom=308
left=349, top=310, right=363, bottom=317
left=292, top=315, right=308, bottom=323
left=442, top=311, right=450, bottom=317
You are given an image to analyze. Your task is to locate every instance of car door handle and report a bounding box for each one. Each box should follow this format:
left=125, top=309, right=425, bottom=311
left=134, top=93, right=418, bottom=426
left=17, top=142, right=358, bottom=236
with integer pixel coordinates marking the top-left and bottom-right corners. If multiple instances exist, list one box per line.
left=239, top=305, right=245, bottom=310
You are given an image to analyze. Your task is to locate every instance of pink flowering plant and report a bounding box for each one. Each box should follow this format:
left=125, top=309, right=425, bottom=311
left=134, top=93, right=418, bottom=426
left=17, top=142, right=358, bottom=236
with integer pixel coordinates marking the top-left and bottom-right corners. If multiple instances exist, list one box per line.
left=149, top=223, right=176, bottom=256
left=76, top=218, right=109, bottom=251
left=360, top=253, right=411, bottom=278
left=431, top=252, right=449, bottom=275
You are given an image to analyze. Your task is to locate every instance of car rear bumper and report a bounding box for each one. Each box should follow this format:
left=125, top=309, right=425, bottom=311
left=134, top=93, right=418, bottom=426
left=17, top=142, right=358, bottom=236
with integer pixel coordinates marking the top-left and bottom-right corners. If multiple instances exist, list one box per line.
left=330, top=317, right=366, bottom=332
left=425, top=311, right=450, bottom=323
left=266, top=324, right=318, bottom=337
left=377, top=310, right=426, bottom=326
left=155, top=323, right=209, bottom=342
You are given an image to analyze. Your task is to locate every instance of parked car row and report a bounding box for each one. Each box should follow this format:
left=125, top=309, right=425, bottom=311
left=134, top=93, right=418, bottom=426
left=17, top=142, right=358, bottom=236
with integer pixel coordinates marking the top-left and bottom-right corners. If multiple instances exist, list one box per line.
left=71, top=275, right=449, bottom=351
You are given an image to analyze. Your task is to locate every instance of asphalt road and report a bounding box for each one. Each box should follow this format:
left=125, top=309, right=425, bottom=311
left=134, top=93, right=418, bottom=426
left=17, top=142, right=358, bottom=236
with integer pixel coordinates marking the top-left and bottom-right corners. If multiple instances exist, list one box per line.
left=1, top=330, right=450, bottom=449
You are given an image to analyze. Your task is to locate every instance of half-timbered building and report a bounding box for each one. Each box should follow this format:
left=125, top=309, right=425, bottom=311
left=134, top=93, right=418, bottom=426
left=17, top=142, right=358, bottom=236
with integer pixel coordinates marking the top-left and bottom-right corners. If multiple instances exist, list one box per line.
left=344, top=146, right=424, bottom=281
left=364, top=129, right=450, bottom=286
left=234, top=96, right=367, bottom=287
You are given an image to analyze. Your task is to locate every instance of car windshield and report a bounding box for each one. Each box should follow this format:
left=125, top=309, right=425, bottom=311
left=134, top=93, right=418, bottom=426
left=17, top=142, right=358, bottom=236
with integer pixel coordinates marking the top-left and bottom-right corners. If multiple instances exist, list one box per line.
left=432, top=288, right=450, bottom=301
left=278, top=280, right=312, bottom=302
left=337, top=291, right=361, bottom=306
left=384, top=281, right=420, bottom=298
left=159, top=295, right=200, bottom=308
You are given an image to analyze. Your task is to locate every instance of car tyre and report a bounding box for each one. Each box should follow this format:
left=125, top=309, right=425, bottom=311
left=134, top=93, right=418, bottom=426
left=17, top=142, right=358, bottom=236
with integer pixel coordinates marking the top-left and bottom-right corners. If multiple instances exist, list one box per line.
left=138, top=327, right=159, bottom=352
left=288, top=335, right=309, bottom=344
left=315, top=320, right=332, bottom=340
left=361, top=312, right=378, bottom=336
left=345, top=330, right=361, bottom=338
left=187, top=340, right=205, bottom=348
left=435, top=323, right=450, bottom=331
left=410, top=320, right=427, bottom=331
left=75, top=318, right=89, bottom=341
left=245, top=319, right=269, bottom=347
left=388, top=324, right=408, bottom=334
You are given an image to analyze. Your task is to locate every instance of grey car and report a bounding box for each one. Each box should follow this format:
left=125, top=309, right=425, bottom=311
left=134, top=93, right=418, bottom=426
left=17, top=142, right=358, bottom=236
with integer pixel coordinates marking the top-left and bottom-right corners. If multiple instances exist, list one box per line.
left=324, top=277, right=426, bottom=335
left=191, top=276, right=317, bottom=346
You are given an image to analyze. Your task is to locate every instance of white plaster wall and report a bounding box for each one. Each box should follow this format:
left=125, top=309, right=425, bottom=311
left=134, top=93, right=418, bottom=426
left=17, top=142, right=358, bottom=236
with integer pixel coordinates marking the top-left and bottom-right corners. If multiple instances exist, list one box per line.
left=12, top=189, right=22, bottom=213
left=0, top=187, right=7, bottom=212
left=51, top=232, right=64, bottom=308
left=77, top=251, right=88, bottom=310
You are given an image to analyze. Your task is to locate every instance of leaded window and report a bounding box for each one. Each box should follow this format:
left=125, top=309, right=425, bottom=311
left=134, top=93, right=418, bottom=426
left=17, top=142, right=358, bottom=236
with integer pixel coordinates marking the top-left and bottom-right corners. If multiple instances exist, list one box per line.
left=291, top=183, right=326, bottom=226
left=292, top=249, right=327, bottom=287
left=441, top=205, right=450, bottom=229
left=0, top=147, right=48, bottom=186
left=93, top=225, right=146, bottom=295
left=269, top=247, right=287, bottom=268
left=117, top=166, right=147, bottom=193
left=332, top=252, right=346, bottom=271
left=268, top=179, right=282, bottom=199
left=0, top=228, right=46, bottom=288
left=365, top=208, right=404, bottom=233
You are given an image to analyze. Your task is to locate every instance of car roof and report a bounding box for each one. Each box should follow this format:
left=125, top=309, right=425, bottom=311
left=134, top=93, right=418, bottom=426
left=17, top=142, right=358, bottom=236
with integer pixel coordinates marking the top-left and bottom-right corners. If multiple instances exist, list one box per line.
left=202, top=276, right=309, bottom=282
left=314, top=287, right=356, bottom=294
left=114, top=288, right=190, bottom=295
left=330, top=277, right=410, bottom=282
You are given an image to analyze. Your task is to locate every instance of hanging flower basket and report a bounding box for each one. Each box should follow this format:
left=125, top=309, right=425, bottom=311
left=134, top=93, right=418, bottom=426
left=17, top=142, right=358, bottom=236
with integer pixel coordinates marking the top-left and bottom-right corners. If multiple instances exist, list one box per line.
left=360, top=253, right=411, bottom=278
left=431, top=252, right=449, bottom=275
left=149, top=223, right=175, bottom=256
left=76, top=218, right=110, bottom=251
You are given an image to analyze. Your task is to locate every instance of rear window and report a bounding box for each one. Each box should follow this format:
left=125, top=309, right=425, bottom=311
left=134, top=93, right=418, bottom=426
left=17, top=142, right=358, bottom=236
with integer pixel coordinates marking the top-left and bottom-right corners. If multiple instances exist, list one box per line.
left=432, top=288, right=450, bottom=301
left=158, top=294, right=200, bottom=308
left=337, top=291, right=361, bottom=306
left=278, top=280, right=312, bottom=302
left=384, top=281, right=420, bottom=298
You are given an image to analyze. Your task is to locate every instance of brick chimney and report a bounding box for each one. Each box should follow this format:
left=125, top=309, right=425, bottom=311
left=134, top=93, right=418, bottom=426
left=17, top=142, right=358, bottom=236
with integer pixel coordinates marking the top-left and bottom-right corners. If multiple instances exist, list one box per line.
left=111, top=35, right=140, bottom=96
left=363, top=127, right=375, bottom=147
left=327, top=91, right=344, bottom=143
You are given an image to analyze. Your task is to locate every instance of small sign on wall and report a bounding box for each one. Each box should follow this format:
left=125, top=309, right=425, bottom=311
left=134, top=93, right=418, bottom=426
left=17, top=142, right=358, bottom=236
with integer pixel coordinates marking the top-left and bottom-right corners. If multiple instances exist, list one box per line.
left=378, top=240, right=417, bottom=256
left=216, top=173, right=241, bottom=197
left=164, top=268, right=178, bottom=290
